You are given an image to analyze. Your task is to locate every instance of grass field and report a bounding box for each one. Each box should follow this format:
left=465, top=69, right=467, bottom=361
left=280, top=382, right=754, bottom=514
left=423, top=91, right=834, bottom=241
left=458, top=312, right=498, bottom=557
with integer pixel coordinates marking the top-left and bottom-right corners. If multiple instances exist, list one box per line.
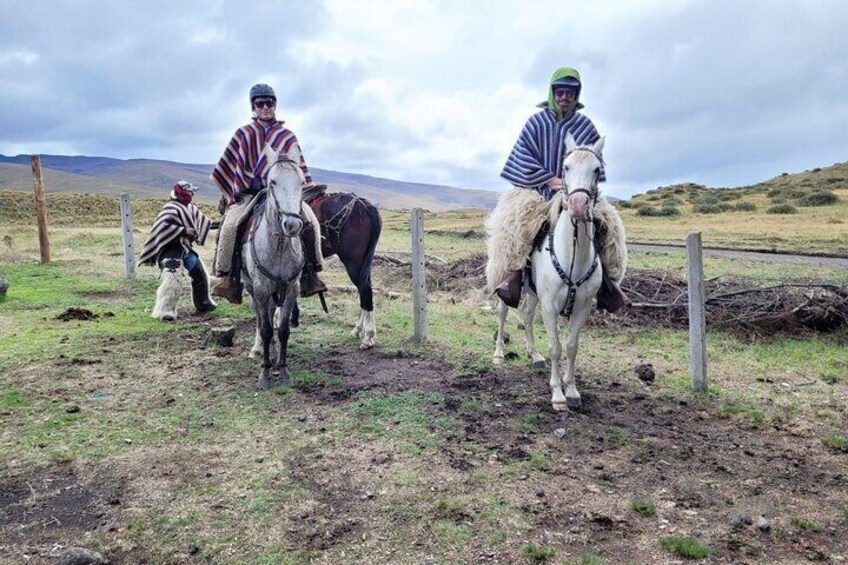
left=1, top=206, right=847, bottom=564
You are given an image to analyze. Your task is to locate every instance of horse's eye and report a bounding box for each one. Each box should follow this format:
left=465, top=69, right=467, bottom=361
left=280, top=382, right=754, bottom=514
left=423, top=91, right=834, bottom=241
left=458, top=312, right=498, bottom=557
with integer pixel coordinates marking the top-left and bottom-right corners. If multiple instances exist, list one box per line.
left=270, top=180, right=276, bottom=186
left=594, top=167, right=600, bottom=176
left=564, top=165, right=570, bottom=172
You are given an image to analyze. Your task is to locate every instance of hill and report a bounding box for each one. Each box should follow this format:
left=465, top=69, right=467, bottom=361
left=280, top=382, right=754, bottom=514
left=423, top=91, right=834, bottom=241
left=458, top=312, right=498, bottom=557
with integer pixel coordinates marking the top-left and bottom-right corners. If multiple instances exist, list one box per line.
left=0, top=154, right=499, bottom=211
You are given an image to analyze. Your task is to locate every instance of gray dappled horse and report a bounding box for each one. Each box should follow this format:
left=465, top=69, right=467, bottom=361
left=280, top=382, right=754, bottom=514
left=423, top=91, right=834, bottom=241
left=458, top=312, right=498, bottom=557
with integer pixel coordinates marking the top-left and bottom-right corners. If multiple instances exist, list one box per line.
left=243, top=146, right=306, bottom=389
left=493, top=134, right=605, bottom=411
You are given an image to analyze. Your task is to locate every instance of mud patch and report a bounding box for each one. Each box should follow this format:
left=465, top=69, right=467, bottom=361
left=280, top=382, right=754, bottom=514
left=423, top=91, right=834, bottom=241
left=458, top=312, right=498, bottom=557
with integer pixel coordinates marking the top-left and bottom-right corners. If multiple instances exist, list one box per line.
left=0, top=465, right=123, bottom=551
left=55, top=308, right=114, bottom=322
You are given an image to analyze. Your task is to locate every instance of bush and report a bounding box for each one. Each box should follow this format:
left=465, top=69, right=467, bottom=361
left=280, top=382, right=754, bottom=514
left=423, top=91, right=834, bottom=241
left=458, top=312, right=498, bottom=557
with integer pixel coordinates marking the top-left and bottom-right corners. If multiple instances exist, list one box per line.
left=767, top=203, right=797, bottom=214
left=692, top=203, right=731, bottom=214
left=768, top=187, right=808, bottom=200
left=734, top=201, right=756, bottom=212
left=797, top=191, right=839, bottom=206
left=636, top=205, right=679, bottom=217
left=617, top=201, right=633, bottom=209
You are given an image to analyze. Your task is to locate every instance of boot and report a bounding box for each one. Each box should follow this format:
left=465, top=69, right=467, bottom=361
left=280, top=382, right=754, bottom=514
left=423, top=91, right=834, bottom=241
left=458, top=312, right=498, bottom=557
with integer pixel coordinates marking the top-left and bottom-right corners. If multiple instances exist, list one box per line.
left=299, top=224, right=327, bottom=298
left=189, top=264, right=217, bottom=313
left=495, top=270, right=523, bottom=308
left=596, top=272, right=630, bottom=314
left=300, top=265, right=327, bottom=298
left=210, top=274, right=242, bottom=305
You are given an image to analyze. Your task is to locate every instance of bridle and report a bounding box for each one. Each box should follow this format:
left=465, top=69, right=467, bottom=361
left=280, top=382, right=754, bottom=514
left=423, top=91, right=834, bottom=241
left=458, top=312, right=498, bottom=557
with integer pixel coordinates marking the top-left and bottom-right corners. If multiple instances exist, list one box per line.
left=265, top=155, right=304, bottom=235
left=547, top=146, right=602, bottom=318
left=248, top=155, right=304, bottom=294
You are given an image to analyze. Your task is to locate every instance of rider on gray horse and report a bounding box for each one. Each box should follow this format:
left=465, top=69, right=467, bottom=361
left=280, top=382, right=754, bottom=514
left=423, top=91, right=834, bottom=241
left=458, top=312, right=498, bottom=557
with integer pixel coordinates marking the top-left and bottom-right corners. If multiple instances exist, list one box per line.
left=209, top=83, right=326, bottom=304
left=489, top=66, right=629, bottom=313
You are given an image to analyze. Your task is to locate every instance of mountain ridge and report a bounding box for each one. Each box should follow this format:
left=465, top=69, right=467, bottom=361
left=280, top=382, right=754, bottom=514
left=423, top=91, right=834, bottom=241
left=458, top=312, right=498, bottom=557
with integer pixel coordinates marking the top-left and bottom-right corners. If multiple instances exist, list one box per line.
left=0, top=154, right=500, bottom=211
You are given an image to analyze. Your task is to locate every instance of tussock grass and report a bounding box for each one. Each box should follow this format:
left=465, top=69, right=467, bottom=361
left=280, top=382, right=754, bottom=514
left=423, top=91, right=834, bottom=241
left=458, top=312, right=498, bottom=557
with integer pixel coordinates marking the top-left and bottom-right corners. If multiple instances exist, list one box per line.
left=523, top=541, right=556, bottom=563
left=630, top=499, right=657, bottom=517
left=660, top=535, right=711, bottom=559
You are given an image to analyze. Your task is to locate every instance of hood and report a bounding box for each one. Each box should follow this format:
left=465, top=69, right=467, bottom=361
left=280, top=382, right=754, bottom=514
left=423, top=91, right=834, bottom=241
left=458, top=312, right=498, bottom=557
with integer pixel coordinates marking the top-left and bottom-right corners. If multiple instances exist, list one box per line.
left=539, top=67, right=584, bottom=121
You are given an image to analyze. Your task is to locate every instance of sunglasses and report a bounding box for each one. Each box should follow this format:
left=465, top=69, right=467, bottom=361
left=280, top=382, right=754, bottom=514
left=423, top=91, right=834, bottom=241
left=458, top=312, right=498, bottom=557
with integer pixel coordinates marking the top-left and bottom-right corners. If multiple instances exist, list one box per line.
left=553, top=88, right=578, bottom=98
left=254, top=99, right=276, bottom=109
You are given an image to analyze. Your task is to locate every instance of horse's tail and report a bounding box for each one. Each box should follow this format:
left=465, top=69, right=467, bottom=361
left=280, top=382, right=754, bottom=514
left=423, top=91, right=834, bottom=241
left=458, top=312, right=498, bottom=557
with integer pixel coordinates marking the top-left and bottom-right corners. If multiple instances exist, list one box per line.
left=355, top=200, right=382, bottom=312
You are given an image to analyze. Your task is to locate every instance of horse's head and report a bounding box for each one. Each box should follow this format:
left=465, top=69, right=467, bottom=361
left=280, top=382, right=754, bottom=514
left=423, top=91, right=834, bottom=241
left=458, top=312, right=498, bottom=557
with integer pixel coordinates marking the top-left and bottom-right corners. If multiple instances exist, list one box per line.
left=265, top=144, right=305, bottom=237
left=562, top=133, right=604, bottom=221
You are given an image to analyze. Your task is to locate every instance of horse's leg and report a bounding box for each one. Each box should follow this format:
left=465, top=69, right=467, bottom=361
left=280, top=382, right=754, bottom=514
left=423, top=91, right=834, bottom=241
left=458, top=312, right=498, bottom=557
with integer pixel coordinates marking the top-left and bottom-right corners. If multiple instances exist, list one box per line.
left=562, top=302, right=593, bottom=410
left=255, top=301, right=274, bottom=390
left=522, top=292, right=546, bottom=368
left=275, top=291, right=296, bottom=387
left=351, top=309, right=364, bottom=338
left=493, top=299, right=509, bottom=365
left=540, top=302, right=567, bottom=411
left=362, top=309, right=376, bottom=349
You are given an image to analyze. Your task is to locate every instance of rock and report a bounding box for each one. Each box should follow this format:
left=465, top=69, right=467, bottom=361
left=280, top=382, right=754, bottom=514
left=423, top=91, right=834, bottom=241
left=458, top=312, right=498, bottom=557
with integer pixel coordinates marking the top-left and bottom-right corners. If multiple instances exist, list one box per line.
left=56, top=547, right=110, bottom=565
left=535, top=489, right=546, bottom=498
left=757, top=516, right=771, bottom=532
left=66, top=405, right=81, bottom=414
left=553, top=428, right=566, bottom=439
left=362, top=490, right=374, bottom=500
left=739, top=512, right=754, bottom=525
left=635, top=363, right=655, bottom=383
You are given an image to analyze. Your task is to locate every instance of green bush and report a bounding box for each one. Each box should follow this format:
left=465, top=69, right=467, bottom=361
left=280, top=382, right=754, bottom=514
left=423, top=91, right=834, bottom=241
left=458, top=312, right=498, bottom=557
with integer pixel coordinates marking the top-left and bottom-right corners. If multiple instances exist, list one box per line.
left=797, top=191, right=839, bottom=206
left=734, top=201, right=756, bottom=212
left=660, top=536, right=711, bottom=559
left=693, top=203, right=731, bottom=214
left=617, top=201, right=633, bottom=209
left=767, top=203, right=797, bottom=214
left=637, top=205, right=679, bottom=217
left=768, top=187, right=808, bottom=200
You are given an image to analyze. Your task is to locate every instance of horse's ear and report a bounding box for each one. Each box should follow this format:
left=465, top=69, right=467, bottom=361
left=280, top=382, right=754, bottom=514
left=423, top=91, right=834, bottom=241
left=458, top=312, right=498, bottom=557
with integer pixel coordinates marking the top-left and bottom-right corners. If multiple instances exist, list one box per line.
left=592, top=136, right=605, bottom=155
left=565, top=132, right=577, bottom=153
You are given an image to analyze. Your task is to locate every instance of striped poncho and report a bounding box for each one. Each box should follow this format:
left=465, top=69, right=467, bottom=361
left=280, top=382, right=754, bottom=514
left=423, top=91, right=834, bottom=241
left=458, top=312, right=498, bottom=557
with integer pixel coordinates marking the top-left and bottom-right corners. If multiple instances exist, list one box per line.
left=211, top=119, right=313, bottom=205
left=501, top=107, right=606, bottom=189
left=138, top=201, right=212, bottom=266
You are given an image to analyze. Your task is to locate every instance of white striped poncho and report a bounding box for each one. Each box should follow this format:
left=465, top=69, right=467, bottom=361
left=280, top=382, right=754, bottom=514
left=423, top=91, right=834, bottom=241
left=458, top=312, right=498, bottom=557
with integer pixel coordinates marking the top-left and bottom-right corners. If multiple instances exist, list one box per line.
left=137, top=201, right=212, bottom=266
left=501, top=107, right=606, bottom=189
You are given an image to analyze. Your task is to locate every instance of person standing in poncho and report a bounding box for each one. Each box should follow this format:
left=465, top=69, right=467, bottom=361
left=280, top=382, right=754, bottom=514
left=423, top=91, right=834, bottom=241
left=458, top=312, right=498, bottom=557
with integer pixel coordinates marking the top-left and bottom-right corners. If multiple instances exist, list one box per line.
left=486, top=66, right=629, bottom=312
left=139, top=181, right=217, bottom=321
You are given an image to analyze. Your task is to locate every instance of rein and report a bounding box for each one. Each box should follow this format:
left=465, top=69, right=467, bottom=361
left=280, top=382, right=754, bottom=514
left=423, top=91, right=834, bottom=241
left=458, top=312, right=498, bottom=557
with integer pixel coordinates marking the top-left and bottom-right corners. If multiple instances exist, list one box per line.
left=548, top=148, right=601, bottom=318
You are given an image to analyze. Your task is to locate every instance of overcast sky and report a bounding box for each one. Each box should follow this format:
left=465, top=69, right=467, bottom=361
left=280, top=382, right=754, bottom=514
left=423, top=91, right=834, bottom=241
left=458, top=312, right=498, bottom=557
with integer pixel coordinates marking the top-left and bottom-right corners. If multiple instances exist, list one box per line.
left=1, top=0, right=846, bottom=198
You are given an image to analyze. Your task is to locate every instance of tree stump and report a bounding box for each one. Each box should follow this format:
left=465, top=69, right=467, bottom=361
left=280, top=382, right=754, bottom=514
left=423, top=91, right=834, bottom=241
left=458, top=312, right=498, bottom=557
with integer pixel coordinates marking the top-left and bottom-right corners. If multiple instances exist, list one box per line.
left=209, top=326, right=235, bottom=347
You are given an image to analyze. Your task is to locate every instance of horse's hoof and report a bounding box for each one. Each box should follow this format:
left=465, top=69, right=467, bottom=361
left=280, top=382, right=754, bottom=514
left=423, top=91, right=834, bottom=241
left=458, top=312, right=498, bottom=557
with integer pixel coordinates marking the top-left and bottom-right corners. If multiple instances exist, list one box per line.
left=161, top=313, right=175, bottom=322
left=257, top=377, right=271, bottom=390
left=249, top=349, right=262, bottom=359
left=493, top=356, right=504, bottom=366
left=532, top=359, right=546, bottom=369
left=552, top=401, right=568, bottom=412
left=351, top=327, right=362, bottom=338
left=360, top=342, right=374, bottom=350
left=566, top=397, right=582, bottom=410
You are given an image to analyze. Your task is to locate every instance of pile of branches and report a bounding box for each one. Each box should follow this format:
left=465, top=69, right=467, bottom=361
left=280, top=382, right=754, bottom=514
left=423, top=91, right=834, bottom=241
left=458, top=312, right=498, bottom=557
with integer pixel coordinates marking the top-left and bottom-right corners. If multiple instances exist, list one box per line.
left=612, top=269, right=848, bottom=337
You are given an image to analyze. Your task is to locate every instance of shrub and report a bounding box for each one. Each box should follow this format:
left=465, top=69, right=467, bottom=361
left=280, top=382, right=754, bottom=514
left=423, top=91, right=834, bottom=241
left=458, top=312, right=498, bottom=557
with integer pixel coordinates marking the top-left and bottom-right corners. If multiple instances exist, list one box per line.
left=734, top=201, right=756, bottom=212
left=637, top=205, right=679, bottom=217
left=523, top=542, right=556, bottom=563
left=617, top=200, right=633, bottom=209
left=768, top=187, right=808, bottom=200
left=767, top=203, right=797, bottom=214
left=797, top=191, right=839, bottom=206
left=693, top=203, right=731, bottom=214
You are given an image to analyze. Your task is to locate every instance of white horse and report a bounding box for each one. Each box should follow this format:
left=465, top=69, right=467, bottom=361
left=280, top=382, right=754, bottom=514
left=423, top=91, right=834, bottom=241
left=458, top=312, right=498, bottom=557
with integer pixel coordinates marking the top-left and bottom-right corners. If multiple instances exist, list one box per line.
left=243, top=146, right=306, bottom=390
left=493, top=134, right=605, bottom=411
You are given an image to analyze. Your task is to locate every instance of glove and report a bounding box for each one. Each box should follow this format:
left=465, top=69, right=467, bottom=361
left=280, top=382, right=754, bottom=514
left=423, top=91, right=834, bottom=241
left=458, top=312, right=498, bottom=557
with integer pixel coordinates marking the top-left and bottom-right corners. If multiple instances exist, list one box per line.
left=210, top=220, right=221, bottom=230
left=217, top=197, right=228, bottom=215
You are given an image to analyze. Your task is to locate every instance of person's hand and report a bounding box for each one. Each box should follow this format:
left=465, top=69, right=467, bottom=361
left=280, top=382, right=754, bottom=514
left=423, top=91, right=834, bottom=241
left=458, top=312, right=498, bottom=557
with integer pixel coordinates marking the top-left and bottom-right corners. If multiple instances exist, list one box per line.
left=185, top=227, right=197, bottom=240
left=218, top=197, right=228, bottom=215
left=548, top=177, right=563, bottom=190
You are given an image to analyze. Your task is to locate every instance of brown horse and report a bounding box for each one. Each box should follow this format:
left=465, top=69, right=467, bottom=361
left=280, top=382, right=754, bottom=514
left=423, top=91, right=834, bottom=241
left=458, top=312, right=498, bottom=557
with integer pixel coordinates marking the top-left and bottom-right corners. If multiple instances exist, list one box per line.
left=307, top=189, right=382, bottom=348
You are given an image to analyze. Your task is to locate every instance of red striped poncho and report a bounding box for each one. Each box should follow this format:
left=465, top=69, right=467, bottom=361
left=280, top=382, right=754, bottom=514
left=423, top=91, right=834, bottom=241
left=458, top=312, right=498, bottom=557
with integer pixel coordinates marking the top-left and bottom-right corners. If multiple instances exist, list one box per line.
left=138, top=201, right=212, bottom=266
left=210, top=119, right=313, bottom=205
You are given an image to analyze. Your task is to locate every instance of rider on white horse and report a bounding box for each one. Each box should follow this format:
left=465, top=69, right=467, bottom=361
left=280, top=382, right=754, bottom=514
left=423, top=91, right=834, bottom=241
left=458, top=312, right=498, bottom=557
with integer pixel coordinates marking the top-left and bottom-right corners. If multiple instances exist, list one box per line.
left=487, top=67, right=628, bottom=312
left=209, top=83, right=326, bottom=304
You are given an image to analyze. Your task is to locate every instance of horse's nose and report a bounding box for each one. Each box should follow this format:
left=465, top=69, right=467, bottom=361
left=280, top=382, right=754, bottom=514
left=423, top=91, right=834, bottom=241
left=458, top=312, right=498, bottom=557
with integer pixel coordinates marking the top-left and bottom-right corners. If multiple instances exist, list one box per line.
left=568, top=191, right=590, bottom=219
left=283, top=216, right=303, bottom=236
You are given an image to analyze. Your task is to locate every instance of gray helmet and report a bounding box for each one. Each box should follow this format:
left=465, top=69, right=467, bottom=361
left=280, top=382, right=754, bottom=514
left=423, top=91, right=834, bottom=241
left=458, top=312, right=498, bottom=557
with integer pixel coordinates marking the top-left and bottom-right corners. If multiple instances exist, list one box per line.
left=249, top=83, right=276, bottom=104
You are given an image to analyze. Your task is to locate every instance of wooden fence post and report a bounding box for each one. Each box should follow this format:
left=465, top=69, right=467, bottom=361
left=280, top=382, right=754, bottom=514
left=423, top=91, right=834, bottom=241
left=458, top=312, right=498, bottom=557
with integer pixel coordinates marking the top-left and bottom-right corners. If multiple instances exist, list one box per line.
left=687, top=231, right=707, bottom=391
left=120, top=192, right=136, bottom=279
left=411, top=208, right=427, bottom=342
left=30, top=155, right=50, bottom=263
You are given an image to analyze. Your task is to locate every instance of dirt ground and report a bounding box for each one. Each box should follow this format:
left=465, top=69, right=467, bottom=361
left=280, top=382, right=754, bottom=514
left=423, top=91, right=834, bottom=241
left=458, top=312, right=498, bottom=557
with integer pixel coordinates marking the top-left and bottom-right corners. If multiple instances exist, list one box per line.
left=3, top=334, right=846, bottom=564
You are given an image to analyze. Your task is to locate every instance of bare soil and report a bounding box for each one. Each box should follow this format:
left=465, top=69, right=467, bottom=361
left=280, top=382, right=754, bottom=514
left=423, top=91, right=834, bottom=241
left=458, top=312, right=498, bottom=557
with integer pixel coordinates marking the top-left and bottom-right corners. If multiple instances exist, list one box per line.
left=2, top=341, right=847, bottom=563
